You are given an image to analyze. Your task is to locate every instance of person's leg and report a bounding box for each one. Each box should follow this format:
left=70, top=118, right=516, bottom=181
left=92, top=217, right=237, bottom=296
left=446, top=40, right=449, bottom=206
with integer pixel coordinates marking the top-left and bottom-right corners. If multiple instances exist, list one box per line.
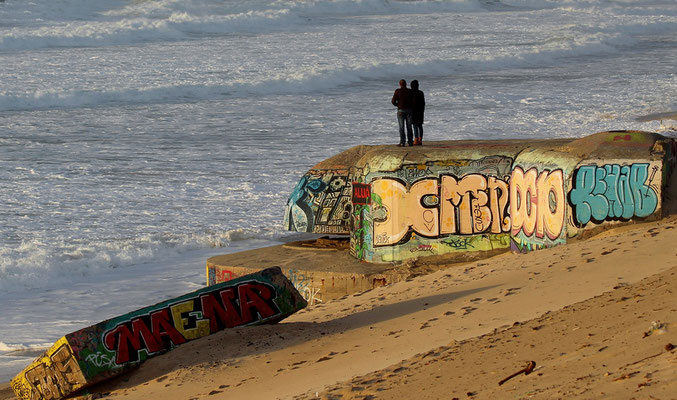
left=412, top=124, right=421, bottom=144
left=397, top=111, right=406, bottom=145
left=405, top=111, right=414, bottom=146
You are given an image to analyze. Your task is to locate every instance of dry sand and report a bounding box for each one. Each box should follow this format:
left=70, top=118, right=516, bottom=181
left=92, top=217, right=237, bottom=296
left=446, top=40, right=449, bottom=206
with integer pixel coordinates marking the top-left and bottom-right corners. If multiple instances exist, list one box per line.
left=3, top=216, right=677, bottom=400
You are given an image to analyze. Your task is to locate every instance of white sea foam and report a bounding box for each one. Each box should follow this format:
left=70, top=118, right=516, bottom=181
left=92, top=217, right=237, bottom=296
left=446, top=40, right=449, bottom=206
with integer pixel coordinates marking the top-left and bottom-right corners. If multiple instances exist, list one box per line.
left=3, top=18, right=676, bottom=112
left=0, top=227, right=281, bottom=292
left=8, top=0, right=671, bottom=53
left=0, top=0, right=488, bottom=52
left=0, top=342, right=47, bottom=354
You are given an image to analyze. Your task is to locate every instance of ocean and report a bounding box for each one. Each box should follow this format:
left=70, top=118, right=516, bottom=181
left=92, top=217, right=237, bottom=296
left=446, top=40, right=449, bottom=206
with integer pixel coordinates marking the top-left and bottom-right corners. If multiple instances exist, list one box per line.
left=0, top=0, right=675, bottom=382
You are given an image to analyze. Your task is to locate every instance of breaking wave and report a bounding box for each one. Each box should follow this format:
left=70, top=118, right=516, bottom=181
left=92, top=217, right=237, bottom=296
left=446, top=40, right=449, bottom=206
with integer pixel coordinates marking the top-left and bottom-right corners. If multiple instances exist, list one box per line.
left=2, top=17, right=676, bottom=112
left=0, top=227, right=282, bottom=292
left=0, top=0, right=488, bottom=52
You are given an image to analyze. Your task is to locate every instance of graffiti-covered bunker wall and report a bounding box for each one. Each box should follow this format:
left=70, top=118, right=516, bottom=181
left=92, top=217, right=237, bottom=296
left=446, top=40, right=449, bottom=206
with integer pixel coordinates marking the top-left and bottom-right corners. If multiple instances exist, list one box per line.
left=284, top=131, right=677, bottom=263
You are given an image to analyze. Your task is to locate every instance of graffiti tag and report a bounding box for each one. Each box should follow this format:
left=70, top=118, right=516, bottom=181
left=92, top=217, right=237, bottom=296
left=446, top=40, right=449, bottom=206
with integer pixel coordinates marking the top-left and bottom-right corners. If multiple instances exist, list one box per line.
left=569, top=163, right=659, bottom=225
left=84, top=352, right=116, bottom=369
left=103, top=281, right=279, bottom=365
left=510, top=167, right=565, bottom=240
left=371, top=175, right=510, bottom=246
left=22, top=345, right=86, bottom=400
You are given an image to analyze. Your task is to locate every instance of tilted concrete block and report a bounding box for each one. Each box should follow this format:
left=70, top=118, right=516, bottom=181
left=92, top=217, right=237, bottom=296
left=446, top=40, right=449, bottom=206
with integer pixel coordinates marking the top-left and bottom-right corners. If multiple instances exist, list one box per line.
left=11, top=266, right=306, bottom=400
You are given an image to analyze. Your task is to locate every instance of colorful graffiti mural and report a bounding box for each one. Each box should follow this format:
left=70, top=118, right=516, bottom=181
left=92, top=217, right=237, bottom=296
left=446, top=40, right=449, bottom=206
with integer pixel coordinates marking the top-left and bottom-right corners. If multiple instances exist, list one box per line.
left=353, top=156, right=516, bottom=262
left=569, top=163, right=659, bottom=225
left=11, top=267, right=306, bottom=400
left=510, top=167, right=566, bottom=241
left=371, top=174, right=511, bottom=246
left=207, top=264, right=236, bottom=286
left=285, top=131, right=675, bottom=262
left=283, top=169, right=359, bottom=234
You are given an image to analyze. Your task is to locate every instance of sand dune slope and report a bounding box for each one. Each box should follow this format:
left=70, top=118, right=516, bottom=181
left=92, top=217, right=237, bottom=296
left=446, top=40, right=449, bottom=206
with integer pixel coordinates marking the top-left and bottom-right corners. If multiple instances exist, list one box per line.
left=68, top=216, right=677, bottom=400
left=2, top=217, right=676, bottom=400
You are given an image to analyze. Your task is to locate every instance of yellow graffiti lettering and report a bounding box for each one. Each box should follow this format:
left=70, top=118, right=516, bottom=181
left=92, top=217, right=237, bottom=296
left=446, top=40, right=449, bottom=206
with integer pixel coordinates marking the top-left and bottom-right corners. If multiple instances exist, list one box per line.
left=372, top=178, right=438, bottom=245
left=440, top=174, right=509, bottom=235
left=510, top=167, right=537, bottom=236
left=488, top=176, right=510, bottom=233
left=536, top=169, right=565, bottom=240
left=511, top=167, right=564, bottom=239
left=21, top=344, right=86, bottom=400
left=170, top=300, right=211, bottom=340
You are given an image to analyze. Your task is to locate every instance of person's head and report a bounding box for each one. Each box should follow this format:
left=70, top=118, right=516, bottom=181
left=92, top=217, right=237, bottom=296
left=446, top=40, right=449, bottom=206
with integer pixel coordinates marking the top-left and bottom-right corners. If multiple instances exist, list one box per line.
left=411, top=80, right=419, bottom=90
left=399, top=79, right=407, bottom=88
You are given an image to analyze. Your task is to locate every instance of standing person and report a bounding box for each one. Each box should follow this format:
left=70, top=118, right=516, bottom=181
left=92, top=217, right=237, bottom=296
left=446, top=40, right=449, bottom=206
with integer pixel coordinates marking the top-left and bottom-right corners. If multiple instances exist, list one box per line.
left=411, top=80, right=425, bottom=145
left=391, top=79, right=414, bottom=146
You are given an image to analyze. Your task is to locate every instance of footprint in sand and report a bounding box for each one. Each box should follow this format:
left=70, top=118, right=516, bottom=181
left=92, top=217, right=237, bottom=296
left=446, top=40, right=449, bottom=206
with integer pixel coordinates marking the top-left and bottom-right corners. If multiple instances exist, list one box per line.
left=567, top=266, right=576, bottom=272
left=601, top=248, right=618, bottom=255
left=392, top=366, right=407, bottom=374
left=461, top=306, right=478, bottom=315
left=420, top=317, right=439, bottom=329
left=316, top=352, right=338, bottom=363
left=503, top=287, right=521, bottom=296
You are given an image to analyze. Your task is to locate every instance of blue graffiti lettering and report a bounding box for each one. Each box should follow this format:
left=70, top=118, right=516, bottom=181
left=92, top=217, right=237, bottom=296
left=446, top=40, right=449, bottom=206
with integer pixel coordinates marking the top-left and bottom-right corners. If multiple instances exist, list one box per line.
left=570, top=163, right=658, bottom=225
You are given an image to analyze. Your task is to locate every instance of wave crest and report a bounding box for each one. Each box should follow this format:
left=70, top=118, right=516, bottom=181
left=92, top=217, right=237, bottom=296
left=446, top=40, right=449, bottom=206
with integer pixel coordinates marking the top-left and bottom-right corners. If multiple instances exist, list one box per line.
left=0, top=227, right=282, bottom=292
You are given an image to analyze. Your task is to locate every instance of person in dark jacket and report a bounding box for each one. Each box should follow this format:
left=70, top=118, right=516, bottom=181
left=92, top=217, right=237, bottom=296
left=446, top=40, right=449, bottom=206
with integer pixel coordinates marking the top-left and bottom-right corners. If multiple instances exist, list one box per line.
left=411, top=80, right=425, bottom=145
left=391, top=79, right=414, bottom=146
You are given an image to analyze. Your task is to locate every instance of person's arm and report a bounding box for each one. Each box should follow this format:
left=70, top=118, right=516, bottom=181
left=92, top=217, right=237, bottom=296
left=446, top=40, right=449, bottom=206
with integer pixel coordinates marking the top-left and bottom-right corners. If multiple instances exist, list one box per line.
left=392, top=90, right=399, bottom=107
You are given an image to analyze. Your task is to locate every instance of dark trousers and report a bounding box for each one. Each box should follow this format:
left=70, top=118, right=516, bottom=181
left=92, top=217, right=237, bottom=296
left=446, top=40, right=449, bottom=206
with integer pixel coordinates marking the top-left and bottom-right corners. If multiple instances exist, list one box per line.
left=413, top=123, right=423, bottom=140
left=397, top=109, right=413, bottom=145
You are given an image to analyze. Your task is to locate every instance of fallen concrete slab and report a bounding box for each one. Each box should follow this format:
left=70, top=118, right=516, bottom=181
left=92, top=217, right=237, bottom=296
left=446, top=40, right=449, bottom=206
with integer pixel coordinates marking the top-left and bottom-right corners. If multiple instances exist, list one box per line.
left=10, top=267, right=306, bottom=400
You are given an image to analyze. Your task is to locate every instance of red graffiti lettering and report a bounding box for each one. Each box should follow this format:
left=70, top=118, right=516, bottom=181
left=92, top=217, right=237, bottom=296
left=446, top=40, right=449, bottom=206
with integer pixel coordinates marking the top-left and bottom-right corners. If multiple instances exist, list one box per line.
left=103, top=281, right=281, bottom=365
left=216, top=269, right=234, bottom=282
left=104, top=318, right=161, bottom=365
left=150, top=309, right=187, bottom=349
left=200, top=288, right=243, bottom=332
left=238, top=283, right=277, bottom=323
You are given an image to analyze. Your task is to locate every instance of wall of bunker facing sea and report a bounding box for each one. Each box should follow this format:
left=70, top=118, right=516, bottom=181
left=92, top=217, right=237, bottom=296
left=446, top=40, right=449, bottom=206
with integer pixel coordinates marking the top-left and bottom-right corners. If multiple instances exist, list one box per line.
left=283, top=131, right=677, bottom=263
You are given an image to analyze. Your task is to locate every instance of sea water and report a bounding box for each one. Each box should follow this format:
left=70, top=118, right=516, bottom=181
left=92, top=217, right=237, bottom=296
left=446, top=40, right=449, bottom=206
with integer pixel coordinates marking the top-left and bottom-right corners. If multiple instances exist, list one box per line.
left=1, top=0, right=676, bottom=381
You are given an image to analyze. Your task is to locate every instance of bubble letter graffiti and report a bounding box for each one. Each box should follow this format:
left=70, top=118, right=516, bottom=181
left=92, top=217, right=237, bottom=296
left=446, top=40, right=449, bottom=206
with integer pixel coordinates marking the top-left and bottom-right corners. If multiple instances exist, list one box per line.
left=372, top=178, right=438, bottom=245
left=510, top=167, right=565, bottom=240
left=570, top=163, right=659, bottom=225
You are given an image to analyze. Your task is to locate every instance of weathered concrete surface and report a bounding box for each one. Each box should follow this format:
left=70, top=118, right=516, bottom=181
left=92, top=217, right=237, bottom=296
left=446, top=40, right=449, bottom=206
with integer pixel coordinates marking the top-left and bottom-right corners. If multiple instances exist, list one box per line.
left=11, top=267, right=306, bottom=400
left=283, top=131, right=677, bottom=262
left=208, top=131, right=676, bottom=304
left=206, top=241, right=507, bottom=306
left=207, top=244, right=396, bottom=307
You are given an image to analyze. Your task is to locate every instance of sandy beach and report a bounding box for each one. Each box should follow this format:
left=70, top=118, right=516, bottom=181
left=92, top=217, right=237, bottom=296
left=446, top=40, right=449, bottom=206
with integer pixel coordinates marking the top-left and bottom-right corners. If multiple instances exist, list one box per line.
left=4, top=212, right=675, bottom=400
